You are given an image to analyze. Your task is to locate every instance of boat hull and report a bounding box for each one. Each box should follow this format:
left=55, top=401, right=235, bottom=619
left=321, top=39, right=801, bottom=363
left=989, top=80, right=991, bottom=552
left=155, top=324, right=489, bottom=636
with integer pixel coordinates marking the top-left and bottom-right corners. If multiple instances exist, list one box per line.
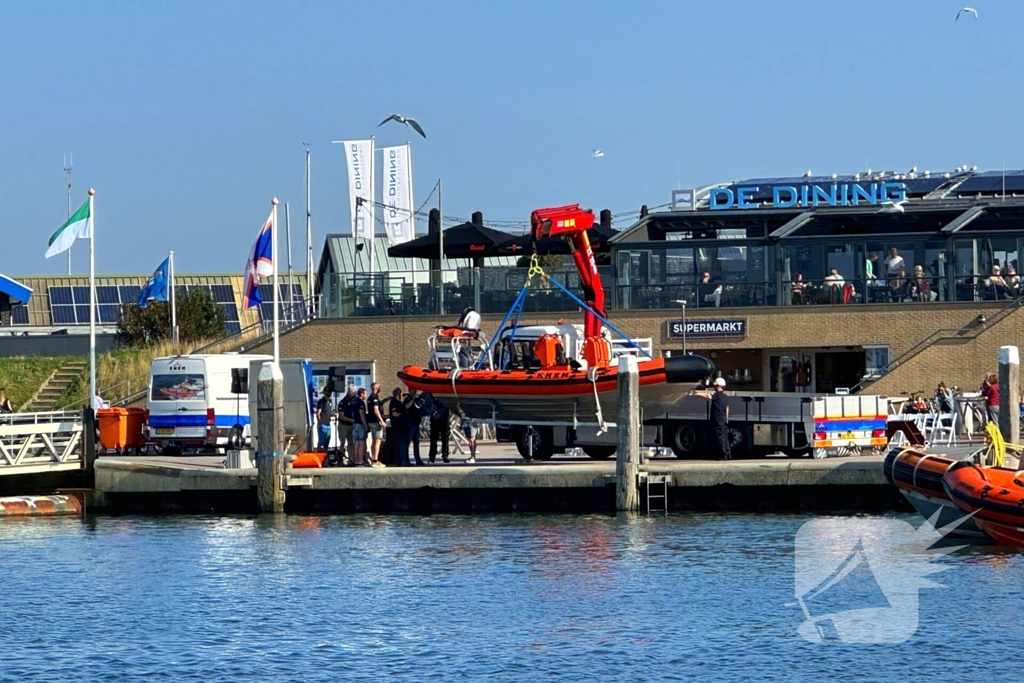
left=884, top=447, right=986, bottom=537
left=943, top=461, right=1024, bottom=546
left=397, top=355, right=714, bottom=423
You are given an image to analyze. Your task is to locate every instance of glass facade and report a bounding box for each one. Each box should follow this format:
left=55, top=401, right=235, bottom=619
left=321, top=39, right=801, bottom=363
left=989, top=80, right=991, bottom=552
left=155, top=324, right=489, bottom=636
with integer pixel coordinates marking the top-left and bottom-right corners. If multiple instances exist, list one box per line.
left=315, top=207, right=1024, bottom=316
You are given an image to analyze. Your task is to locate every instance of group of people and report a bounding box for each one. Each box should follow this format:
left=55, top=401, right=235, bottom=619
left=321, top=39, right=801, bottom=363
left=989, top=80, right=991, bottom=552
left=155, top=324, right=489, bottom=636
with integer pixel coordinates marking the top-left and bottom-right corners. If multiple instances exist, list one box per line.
left=315, top=383, right=478, bottom=467
left=902, top=375, right=1005, bottom=428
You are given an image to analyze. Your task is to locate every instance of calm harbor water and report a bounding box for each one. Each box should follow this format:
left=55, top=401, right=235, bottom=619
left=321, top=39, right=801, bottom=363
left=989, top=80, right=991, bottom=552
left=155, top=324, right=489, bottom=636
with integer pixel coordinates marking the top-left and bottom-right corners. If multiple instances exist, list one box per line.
left=0, top=512, right=1019, bottom=682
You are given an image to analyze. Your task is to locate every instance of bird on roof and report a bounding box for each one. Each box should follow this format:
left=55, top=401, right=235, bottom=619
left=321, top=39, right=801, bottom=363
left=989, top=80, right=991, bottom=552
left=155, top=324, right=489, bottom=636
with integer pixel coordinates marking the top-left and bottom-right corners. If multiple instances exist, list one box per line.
left=592, top=149, right=604, bottom=158
left=377, top=114, right=426, bottom=138
left=956, top=7, right=978, bottom=21
left=879, top=200, right=906, bottom=214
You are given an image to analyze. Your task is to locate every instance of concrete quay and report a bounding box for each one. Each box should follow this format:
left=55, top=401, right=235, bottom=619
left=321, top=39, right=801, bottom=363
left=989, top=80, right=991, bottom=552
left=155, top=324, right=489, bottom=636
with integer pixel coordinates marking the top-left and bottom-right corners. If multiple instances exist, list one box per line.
left=90, top=447, right=908, bottom=514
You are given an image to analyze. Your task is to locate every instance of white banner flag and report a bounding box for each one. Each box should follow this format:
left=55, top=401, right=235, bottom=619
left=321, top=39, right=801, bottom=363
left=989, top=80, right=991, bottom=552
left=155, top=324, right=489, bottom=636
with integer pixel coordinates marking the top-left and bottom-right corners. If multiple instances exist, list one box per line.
left=343, top=139, right=374, bottom=239
left=381, top=144, right=415, bottom=245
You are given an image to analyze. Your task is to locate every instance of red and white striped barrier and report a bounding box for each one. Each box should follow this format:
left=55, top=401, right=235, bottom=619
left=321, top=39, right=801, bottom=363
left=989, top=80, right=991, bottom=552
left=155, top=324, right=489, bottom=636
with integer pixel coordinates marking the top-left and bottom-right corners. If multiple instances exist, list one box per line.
left=0, top=495, right=82, bottom=516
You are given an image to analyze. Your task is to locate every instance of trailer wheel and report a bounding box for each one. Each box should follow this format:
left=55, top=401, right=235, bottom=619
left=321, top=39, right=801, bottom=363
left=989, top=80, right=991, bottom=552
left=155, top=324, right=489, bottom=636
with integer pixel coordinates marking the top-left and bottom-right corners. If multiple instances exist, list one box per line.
left=670, top=423, right=702, bottom=458
left=514, top=426, right=555, bottom=461
left=582, top=445, right=616, bottom=460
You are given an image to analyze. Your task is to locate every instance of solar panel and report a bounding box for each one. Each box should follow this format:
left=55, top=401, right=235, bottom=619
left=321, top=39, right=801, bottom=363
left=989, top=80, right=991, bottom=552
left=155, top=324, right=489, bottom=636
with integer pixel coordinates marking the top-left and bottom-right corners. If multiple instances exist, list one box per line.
left=221, top=303, right=239, bottom=321
left=50, top=287, right=73, bottom=305
left=72, top=286, right=91, bottom=304
left=98, top=305, right=120, bottom=323
left=211, top=284, right=234, bottom=303
left=225, top=322, right=241, bottom=336
left=52, top=306, right=76, bottom=324
left=11, top=305, right=28, bottom=325
left=97, top=286, right=120, bottom=304
left=74, top=305, right=91, bottom=323
left=119, top=286, right=141, bottom=304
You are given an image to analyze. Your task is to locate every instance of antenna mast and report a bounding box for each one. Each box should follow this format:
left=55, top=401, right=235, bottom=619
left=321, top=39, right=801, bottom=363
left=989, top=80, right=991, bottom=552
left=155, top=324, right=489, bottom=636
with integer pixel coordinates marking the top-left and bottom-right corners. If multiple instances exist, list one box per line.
left=63, top=153, right=73, bottom=275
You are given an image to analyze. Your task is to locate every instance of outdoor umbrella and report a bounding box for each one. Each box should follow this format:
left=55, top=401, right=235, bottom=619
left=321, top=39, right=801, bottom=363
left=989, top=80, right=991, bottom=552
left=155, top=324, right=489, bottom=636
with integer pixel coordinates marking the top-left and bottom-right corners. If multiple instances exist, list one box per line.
left=386, top=221, right=511, bottom=260
left=496, top=221, right=618, bottom=256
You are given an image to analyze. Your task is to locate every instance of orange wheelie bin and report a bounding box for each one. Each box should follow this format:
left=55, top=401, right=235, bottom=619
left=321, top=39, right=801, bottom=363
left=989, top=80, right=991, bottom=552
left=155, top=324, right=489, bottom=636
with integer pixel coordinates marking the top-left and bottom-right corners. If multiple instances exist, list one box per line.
left=125, top=407, right=146, bottom=452
left=97, top=407, right=128, bottom=452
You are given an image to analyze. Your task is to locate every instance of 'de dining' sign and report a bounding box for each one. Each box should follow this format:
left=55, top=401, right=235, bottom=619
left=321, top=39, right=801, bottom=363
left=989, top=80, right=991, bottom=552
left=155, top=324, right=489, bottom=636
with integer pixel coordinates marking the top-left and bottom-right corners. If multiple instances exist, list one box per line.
left=668, top=319, right=746, bottom=338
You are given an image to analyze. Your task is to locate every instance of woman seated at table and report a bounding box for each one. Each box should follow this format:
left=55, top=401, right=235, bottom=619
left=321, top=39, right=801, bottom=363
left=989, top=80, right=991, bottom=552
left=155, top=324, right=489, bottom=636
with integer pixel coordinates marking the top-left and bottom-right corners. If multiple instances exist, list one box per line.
left=986, top=265, right=1013, bottom=299
left=902, top=394, right=928, bottom=414
left=1006, top=266, right=1021, bottom=296
left=909, top=265, right=936, bottom=302
left=791, top=273, right=808, bottom=305
left=888, top=267, right=909, bottom=301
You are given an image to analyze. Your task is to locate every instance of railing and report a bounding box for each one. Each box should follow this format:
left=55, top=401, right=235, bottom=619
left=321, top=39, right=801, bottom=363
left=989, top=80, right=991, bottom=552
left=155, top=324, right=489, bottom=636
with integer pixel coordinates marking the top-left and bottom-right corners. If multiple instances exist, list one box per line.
left=321, top=268, right=601, bottom=318
left=0, top=410, right=84, bottom=475
left=617, top=281, right=777, bottom=309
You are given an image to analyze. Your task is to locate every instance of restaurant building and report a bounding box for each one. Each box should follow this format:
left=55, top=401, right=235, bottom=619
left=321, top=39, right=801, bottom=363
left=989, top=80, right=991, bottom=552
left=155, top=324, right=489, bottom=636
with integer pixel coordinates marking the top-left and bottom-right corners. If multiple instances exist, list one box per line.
left=295, top=168, right=1024, bottom=397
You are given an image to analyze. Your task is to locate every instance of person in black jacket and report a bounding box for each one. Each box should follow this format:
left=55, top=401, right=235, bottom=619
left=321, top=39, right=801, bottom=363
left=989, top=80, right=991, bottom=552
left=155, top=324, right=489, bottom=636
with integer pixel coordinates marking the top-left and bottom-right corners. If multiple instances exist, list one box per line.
left=403, top=388, right=425, bottom=466
left=424, top=393, right=451, bottom=464
left=389, top=387, right=410, bottom=466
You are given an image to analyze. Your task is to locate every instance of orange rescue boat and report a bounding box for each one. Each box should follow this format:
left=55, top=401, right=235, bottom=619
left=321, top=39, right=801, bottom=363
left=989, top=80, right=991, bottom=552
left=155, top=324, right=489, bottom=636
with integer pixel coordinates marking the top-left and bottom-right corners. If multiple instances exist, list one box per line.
left=943, top=461, right=1024, bottom=545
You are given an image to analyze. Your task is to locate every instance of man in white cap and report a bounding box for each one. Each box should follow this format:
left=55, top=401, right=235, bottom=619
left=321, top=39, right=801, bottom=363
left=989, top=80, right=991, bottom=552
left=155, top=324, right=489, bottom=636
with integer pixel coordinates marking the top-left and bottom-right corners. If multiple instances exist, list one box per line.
left=691, top=377, right=731, bottom=461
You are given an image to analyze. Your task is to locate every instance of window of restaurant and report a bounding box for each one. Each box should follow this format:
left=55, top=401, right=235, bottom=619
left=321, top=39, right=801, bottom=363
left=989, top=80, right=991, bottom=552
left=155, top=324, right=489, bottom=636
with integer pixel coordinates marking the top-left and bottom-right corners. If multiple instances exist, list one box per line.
left=864, top=345, right=890, bottom=379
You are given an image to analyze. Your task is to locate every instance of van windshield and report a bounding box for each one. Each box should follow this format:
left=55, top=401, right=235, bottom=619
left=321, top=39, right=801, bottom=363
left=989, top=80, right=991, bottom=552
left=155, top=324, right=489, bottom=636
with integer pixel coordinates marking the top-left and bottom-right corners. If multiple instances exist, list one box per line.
left=151, top=374, right=206, bottom=401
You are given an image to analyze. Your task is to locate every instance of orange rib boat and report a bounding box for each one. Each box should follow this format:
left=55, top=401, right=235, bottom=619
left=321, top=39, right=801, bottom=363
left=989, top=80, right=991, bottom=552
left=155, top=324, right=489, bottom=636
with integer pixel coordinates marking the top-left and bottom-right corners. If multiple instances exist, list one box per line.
left=398, top=352, right=714, bottom=423
left=396, top=204, right=715, bottom=423
left=943, top=461, right=1024, bottom=545
left=883, top=448, right=986, bottom=537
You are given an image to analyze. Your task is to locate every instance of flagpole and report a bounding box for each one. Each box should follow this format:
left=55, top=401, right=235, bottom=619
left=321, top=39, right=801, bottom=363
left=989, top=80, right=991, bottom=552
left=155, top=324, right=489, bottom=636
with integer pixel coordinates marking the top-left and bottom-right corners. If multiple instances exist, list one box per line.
left=438, top=177, right=444, bottom=315
left=169, top=250, right=178, bottom=347
left=88, top=188, right=96, bottom=409
left=408, top=142, right=417, bottom=292
left=64, top=154, right=73, bottom=276
left=305, top=146, right=314, bottom=314
left=285, top=202, right=294, bottom=318
left=368, top=136, right=376, bottom=304
left=272, top=197, right=280, bottom=365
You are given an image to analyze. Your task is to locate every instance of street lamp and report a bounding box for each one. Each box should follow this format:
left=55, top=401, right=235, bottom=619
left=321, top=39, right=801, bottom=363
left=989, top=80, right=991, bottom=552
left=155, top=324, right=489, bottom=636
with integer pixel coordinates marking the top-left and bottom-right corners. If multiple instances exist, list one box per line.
left=673, top=299, right=687, bottom=354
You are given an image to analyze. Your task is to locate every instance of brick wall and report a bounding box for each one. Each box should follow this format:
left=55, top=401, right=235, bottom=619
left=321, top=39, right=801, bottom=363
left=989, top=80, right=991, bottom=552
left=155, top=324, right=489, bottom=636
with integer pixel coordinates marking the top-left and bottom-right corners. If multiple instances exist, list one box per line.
left=252, top=301, right=1021, bottom=397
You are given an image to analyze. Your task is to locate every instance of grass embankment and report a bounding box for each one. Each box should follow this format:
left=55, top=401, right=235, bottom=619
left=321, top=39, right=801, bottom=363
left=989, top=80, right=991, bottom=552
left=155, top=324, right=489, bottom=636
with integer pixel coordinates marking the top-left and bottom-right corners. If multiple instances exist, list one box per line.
left=0, top=357, right=75, bottom=410
left=61, top=338, right=222, bottom=408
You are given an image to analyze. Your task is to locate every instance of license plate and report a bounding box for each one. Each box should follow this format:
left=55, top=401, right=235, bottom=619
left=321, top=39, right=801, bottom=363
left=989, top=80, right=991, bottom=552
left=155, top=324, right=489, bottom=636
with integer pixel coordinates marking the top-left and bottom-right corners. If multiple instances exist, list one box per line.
left=156, top=428, right=174, bottom=435
left=840, top=431, right=856, bottom=439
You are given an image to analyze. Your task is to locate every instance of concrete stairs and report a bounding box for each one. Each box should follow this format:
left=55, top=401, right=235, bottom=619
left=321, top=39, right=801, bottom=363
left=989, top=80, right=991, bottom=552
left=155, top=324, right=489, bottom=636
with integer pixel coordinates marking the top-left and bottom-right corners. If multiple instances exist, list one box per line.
left=21, top=360, right=88, bottom=412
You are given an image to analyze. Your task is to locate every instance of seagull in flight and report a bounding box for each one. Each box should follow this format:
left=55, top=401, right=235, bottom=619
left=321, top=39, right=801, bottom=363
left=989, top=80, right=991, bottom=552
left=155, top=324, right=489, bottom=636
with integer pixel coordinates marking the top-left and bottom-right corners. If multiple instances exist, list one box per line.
left=956, top=7, right=978, bottom=21
left=592, top=149, right=604, bottom=158
left=377, top=114, right=426, bottom=138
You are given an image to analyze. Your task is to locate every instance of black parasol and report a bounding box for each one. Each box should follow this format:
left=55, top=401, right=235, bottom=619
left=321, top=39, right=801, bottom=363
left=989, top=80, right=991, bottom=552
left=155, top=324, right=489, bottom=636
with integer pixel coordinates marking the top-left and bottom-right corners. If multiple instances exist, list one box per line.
left=386, top=221, right=511, bottom=260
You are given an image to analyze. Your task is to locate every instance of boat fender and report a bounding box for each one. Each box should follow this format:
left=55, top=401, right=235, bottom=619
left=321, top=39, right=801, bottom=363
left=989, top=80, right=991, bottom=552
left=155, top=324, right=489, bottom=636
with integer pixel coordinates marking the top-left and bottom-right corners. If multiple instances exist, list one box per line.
left=664, top=355, right=716, bottom=384
left=587, top=367, right=607, bottom=435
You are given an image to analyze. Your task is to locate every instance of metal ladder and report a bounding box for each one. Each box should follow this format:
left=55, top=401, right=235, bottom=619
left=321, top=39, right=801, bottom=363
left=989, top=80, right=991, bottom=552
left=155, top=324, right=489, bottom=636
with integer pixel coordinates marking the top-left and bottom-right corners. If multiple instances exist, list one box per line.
left=643, top=473, right=671, bottom=515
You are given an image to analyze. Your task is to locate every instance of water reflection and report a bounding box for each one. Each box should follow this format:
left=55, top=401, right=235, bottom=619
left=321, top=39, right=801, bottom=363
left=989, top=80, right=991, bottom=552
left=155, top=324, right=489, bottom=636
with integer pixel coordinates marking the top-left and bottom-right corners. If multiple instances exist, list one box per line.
left=1, top=512, right=1022, bottom=682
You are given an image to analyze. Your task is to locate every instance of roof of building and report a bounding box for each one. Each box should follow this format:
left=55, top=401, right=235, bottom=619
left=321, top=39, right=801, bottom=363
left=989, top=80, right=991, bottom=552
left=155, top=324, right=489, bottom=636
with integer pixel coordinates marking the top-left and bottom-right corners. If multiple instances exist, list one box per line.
left=0, top=273, right=32, bottom=305
left=615, top=167, right=1024, bottom=244
left=1, top=273, right=306, bottom=332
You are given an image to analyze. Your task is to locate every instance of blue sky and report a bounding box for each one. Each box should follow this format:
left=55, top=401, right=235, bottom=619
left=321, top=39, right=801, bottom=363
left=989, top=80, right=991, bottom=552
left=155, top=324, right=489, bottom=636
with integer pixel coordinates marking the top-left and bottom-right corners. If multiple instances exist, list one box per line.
left=1, top=0, right=1020, bottom=275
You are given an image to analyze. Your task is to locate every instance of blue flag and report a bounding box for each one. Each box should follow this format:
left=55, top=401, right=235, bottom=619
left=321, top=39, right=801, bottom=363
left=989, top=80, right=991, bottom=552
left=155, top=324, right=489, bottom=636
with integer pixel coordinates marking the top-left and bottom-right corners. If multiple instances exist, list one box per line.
left=138, top=257, right=170, bottom=308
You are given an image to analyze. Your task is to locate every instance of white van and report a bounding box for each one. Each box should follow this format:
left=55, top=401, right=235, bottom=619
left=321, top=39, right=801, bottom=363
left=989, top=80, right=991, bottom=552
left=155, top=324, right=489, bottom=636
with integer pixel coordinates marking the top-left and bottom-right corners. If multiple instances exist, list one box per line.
left=147, top=353, right=272, bottom=454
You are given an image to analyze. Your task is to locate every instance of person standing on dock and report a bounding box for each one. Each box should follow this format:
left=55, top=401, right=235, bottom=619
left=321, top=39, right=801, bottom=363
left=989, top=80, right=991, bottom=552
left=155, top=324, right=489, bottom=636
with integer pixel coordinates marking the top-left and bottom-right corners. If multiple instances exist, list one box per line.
left=337, top=385, right=356, bottom=464
left=316, top=387, right=333, bottom=453
left=690, top=377, right=731, bottom=461
left=351, top=387, right=369, bottom=466
left=426, top=393, right=451, bottom=464
left=981, top=372, right=1000, bottom=426
left=367, top=382, right=386, bottom=467
left=403, top=388, right=425, bottom=466
left=390, top=387, right=411, bottom=466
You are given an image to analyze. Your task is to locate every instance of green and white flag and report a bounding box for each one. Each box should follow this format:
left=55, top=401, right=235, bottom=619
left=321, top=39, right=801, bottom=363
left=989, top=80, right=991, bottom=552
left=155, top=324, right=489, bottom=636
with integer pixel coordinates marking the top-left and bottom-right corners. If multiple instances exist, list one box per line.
left=45, top=198, right=92, bottom=258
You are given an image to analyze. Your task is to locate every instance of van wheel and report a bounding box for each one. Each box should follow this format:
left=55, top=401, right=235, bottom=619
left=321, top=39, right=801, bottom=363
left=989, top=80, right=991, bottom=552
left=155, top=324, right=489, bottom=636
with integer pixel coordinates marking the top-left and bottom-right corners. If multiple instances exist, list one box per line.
left=670, top=424, right=702, bottom=458
left=227, top=425, right=244, bottom=450
left=582, top=445, right=616, bottom=460
left=515, top=426, right=554, bottom=460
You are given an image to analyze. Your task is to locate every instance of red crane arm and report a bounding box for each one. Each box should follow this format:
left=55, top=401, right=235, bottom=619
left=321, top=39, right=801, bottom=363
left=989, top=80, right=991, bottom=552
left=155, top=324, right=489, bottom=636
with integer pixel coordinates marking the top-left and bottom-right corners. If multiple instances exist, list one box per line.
left=530, top=204, right=605, bottom=338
